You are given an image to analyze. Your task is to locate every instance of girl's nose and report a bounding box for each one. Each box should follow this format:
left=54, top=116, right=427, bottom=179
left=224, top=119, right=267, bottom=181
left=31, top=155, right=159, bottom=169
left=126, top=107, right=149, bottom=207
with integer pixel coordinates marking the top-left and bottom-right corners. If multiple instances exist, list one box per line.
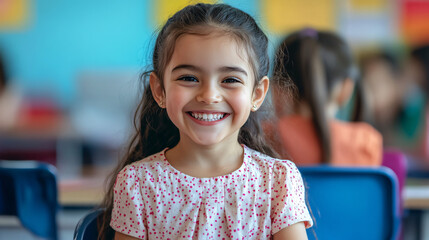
left=196, top=83, right=222, bottom=104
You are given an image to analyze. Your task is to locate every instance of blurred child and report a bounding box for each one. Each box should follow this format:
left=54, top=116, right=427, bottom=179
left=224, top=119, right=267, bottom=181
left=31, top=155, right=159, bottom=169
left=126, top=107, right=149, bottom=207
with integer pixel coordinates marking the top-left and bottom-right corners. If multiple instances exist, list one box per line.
left=359, top=50, right=402, bottom=132
left=100, top=3, right=313, bottom=239
left=269, top=28, right=382, bottom=166
left=401, top=44, right=429, bottom=169
left=360, top=48, right=428, bottom=156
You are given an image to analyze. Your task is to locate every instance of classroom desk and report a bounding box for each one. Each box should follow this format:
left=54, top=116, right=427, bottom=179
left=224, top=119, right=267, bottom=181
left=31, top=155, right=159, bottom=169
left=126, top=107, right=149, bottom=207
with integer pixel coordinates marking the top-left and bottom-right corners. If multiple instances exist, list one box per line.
left=59, top=165, right=111, bottom=207
left=404, top=179, right=429, bottom=240
left=59, top=177, right=105, bottom=207
left=0, top=117, right=85, bottom=179
left=405, top=183, right=429, bottom=210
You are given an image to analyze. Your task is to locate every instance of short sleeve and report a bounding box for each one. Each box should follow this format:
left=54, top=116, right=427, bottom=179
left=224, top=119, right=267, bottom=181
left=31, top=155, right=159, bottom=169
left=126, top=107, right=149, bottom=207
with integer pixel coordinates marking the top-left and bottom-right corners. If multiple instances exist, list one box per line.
left=271, top=161, right=313, bottom=234
left=110, top=165, right=147, bottom=239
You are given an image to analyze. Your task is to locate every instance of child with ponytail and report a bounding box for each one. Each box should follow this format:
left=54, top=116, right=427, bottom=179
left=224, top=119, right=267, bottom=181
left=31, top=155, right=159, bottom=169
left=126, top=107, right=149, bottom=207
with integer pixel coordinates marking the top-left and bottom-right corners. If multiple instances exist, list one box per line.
left=270, top=28, right=382, bottom=166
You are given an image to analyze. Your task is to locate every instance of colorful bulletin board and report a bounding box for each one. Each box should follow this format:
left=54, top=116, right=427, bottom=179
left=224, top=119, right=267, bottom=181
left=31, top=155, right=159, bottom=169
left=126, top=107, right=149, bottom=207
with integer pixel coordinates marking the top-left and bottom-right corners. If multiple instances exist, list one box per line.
left=0, top=0, right=29, bottom=30
left=401, top=0, right=429, bottom=45
left=261, top=0, right=336, bottom=35
left=154, top=0, right=216, bottom=25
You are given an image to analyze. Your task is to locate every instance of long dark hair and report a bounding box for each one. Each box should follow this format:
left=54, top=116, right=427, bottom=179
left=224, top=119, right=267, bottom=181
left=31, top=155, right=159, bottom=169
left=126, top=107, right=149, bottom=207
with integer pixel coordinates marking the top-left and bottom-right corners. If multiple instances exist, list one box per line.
left=272, top=29, right=358, bottom=164
left=100, top=3, right=276, bottom=238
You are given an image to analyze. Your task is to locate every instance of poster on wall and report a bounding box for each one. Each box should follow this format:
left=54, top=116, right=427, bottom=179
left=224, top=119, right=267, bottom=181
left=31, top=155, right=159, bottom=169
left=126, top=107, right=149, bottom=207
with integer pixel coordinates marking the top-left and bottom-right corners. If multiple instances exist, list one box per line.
left=338, top=0, right=398, bottom=46
left=401, top=0, right=429, bottom=45
left=0, top=0, right=29, bottom=30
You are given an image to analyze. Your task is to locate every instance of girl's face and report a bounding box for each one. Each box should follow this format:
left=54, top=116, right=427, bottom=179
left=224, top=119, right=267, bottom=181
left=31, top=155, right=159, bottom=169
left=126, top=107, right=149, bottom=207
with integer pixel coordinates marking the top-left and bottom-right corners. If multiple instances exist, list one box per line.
left=150, top=33, right=268, bottom=148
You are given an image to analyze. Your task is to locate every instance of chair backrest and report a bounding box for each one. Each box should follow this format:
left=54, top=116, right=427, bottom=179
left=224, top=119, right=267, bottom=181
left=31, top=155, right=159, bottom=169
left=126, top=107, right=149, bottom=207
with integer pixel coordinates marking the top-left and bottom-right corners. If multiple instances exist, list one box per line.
left=0, top=160, right=58, bottom=240
left=74, top=208, right=115, bottom=240
left=300, top=166, right=400, bottom=240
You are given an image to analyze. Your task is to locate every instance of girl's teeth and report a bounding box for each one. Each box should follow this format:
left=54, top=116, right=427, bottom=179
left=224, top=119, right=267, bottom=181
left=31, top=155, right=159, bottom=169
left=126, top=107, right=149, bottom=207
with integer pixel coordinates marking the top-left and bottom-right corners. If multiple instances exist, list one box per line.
left=191, top=112, right=224, bottom=121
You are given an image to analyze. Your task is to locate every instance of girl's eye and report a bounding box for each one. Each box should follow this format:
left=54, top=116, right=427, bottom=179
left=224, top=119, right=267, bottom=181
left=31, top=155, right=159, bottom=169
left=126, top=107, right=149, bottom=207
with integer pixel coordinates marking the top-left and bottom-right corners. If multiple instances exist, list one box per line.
left=222, top=77, right=241, bottom=84
left=177, top=76, right=198, bottom=82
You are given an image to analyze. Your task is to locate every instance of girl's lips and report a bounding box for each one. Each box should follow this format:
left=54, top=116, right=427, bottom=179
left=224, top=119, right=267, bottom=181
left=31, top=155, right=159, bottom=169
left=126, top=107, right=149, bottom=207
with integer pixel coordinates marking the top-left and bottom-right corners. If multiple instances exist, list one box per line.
left=187, top=111, right=229, bottom=122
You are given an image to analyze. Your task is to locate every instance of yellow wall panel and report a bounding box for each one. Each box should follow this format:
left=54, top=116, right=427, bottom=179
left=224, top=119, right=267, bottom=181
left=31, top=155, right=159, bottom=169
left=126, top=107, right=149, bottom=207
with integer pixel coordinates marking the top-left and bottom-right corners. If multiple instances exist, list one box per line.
left=0, top=0, right=29, bottom=29
left=262, top=0, right=335, bottom=34
left=155, top=0, right=216, bottom=25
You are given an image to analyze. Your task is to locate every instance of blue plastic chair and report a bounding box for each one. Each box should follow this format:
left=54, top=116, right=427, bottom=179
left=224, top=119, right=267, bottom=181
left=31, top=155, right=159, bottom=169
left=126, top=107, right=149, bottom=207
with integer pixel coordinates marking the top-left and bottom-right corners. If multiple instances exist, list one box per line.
left=74, top=208, right=115, bottom=240
left=300, top=166, right=400, bottom=240
left=0, top=160, right=58, bottom=240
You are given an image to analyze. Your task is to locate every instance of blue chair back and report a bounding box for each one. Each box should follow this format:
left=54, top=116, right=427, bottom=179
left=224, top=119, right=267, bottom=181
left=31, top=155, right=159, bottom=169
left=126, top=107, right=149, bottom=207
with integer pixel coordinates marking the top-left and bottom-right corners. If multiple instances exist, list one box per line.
left=0, top=160, right=58, bottom=240
left=300, top=166, right=400, bottom=240
left=74, top=208, right=115, bottom=240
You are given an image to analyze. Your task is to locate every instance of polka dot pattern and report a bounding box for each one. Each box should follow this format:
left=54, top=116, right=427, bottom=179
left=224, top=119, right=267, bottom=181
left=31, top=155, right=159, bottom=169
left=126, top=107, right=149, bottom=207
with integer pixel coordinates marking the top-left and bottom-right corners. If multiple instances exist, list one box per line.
left=110, top=145, right=313, bottom=239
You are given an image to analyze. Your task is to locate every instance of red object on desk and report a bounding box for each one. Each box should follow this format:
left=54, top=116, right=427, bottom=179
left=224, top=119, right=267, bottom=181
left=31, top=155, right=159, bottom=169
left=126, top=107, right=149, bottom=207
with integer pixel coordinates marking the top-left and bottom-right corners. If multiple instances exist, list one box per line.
left=17, top=98, right=63, bottom=131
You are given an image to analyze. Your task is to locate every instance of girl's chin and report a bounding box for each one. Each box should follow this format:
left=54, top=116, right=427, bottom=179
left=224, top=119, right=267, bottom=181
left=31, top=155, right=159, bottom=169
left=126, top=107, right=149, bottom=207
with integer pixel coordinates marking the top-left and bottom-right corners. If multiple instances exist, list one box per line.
left=185, top=134, right=240, bottom=148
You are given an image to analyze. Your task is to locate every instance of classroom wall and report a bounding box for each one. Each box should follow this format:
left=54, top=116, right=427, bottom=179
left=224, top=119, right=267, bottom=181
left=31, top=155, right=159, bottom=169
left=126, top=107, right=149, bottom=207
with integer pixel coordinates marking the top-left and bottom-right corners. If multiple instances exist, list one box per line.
left=0, top=0, right=154, bottom=107
left=0, top=0, right=427, bottom=108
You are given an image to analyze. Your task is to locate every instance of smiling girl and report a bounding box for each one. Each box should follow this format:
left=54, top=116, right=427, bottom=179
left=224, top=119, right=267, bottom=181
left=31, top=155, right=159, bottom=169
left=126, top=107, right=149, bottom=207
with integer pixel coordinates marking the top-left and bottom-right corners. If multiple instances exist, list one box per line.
left=100, top=3, right=312, bottom=239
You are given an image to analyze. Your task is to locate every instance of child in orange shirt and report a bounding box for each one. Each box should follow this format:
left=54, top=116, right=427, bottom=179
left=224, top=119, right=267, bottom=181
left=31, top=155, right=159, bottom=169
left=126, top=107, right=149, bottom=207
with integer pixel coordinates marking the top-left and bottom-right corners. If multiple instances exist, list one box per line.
left=269, top=29, right=382, bottom=166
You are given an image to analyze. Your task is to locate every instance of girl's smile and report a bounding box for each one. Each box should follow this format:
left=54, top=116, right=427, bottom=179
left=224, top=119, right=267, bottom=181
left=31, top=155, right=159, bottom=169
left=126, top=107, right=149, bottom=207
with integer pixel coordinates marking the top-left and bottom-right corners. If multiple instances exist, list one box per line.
left=187, top=111, right=229, bottom=124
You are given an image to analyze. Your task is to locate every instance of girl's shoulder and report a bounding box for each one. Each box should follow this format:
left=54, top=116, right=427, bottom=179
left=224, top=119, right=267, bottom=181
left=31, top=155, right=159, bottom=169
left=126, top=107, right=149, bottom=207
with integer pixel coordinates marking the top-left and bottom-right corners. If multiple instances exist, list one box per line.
left=244, top=145, right=299, bottom=175
left=114, top=149, right=169, bottom=188
left=244, top=146, right=305, bottom=194
left=119, top=149, right=168, bottom=174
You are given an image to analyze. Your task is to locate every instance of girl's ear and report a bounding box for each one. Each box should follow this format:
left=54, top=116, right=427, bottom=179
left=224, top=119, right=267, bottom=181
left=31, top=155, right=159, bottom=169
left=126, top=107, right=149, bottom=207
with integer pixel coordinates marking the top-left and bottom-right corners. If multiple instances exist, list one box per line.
left=149, top=72, right=165, bottom=107
left=252, top=76, right=270, bottom=111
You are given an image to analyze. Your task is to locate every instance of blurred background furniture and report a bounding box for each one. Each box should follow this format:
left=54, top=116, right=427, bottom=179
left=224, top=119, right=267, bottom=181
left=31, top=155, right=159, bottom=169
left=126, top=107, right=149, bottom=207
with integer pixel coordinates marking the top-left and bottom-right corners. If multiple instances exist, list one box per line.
left=0, top=160, right=59, bottom=240
left=383, top=149, right=407, bottom=211
left=382, top=149, right=407, bottom=239
left=300, top=166, right=400, bottom=240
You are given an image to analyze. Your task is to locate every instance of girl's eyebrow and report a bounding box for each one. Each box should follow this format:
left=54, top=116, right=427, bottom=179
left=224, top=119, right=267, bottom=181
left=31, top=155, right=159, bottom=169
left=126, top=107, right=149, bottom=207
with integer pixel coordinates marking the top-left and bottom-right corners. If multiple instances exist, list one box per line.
left=219, top=66, right=248, bottom=76
left=172, top=64, right=248, bottom=76
left=172, top=64, right=200, bottom=72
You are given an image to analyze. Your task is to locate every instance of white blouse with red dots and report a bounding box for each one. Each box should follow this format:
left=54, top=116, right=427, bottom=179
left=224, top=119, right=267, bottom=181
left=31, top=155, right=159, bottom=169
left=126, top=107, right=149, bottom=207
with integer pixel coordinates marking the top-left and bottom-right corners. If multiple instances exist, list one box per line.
left=110, top=145, right=313, bottom=239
